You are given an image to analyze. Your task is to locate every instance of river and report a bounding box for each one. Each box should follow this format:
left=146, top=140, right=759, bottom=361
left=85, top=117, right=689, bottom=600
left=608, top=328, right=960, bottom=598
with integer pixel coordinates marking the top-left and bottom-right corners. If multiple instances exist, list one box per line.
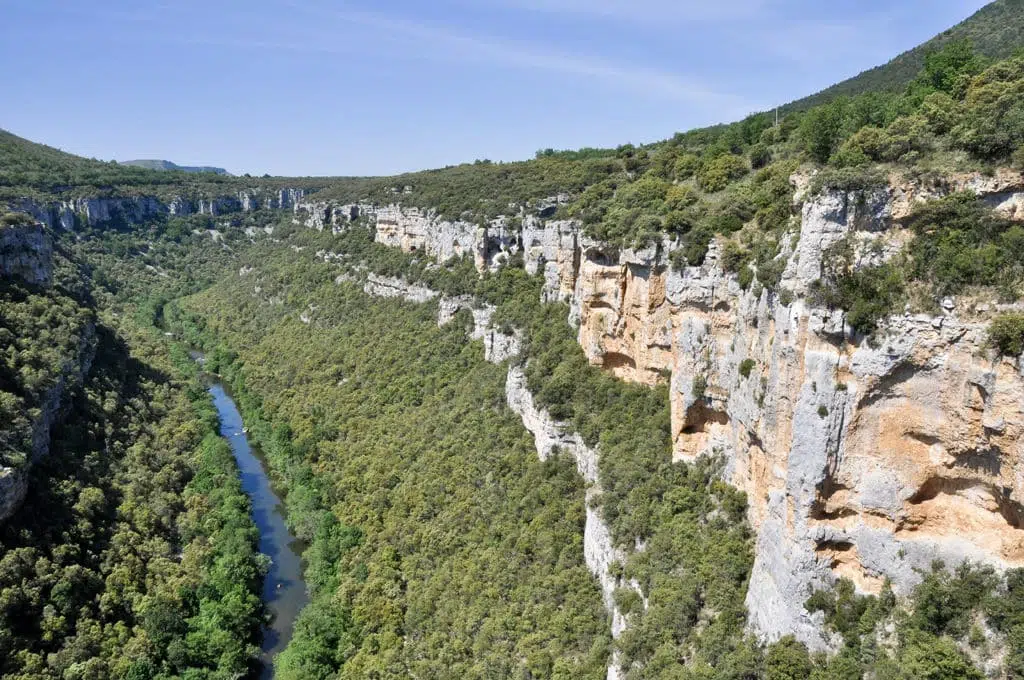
left=208, top=382, right=309, bottom=679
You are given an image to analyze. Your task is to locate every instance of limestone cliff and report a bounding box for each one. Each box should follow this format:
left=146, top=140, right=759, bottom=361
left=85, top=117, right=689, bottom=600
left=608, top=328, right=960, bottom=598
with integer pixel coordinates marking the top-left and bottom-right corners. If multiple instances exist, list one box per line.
left=0, top=221, right=53, bottom=286
left=296, top=169, right=1024, bottom=651
left=9, top=187, right=307, bottom=231
left=515, top=171, right=1024, bottom=650
left=1, top=219, right=97, bottom=522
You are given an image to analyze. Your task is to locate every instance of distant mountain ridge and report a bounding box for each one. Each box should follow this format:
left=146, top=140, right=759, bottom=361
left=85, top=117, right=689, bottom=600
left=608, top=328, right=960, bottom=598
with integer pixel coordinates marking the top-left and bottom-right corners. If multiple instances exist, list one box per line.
left=121, top=159, right=230, bottom=175
left=782, top=0, right=1024, bottom=112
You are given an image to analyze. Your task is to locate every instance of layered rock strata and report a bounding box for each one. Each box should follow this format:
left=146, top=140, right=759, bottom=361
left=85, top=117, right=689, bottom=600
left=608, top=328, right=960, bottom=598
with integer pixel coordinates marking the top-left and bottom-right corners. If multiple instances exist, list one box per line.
left=9, top=187, right=307, bottom=231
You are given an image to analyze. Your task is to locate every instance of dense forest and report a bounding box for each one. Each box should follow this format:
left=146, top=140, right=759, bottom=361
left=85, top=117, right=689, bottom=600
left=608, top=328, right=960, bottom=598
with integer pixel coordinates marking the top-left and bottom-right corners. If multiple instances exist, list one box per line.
left=0, top=316, right=266, bottom=678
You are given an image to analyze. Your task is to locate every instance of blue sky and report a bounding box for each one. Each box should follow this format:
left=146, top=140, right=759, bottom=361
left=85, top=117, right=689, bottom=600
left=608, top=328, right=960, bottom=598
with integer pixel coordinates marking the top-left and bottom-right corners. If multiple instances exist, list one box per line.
left=0, top=0, right=992, bottom=176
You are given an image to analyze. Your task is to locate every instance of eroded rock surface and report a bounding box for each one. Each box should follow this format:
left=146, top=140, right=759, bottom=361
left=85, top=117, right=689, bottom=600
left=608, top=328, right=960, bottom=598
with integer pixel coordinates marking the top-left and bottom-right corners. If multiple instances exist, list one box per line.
left=0, top=221, right=53, bottom=286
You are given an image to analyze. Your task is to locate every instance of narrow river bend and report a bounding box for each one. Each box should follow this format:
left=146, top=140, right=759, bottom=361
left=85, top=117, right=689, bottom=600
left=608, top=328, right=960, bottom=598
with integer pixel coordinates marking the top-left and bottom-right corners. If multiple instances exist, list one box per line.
left=209, top=383, right=309, bottom=679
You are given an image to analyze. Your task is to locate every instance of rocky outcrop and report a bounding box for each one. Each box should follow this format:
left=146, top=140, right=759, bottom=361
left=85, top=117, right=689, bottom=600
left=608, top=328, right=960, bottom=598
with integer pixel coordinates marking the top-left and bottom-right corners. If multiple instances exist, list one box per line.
left=437, top=296, right=522, bottom=363
left=362, top=274, right=439, bottom=304
left=0, top=221, right=53, bottom=286
left=0, top=320, right=96, bottom=522
left=8, top=187, right=308, bottom=230
left=295, top=202, right=522, bottom=270
left=373, top=205, right=519, bottom=271
left=514, top=173, right=1024, bottom=650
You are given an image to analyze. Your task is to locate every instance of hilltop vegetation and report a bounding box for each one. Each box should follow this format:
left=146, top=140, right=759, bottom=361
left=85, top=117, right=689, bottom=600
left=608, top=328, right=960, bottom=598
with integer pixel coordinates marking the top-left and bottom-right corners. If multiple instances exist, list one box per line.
left=784, top=0, right=1024, bottom=111
left=0, top=130, right=335, bottom=200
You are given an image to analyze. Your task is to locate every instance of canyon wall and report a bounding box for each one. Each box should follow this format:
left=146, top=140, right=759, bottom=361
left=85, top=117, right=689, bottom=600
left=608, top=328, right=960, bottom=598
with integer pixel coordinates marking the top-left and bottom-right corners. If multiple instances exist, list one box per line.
left=297, top=170, right=1024, bottom=651
left=9, top=187, right=308, bottom=231
left=0, top=221, right=54, bottom=286
left=0, top=223, right=97, bottom=522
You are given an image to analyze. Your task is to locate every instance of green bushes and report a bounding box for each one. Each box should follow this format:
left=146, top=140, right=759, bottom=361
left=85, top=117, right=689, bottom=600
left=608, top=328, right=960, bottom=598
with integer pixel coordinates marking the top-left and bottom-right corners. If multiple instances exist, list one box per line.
left=175, top=243, right=612, bottom=678
left=801, top=99, right=851, bottom=163
left=812, top=256, right=906, bottom=335
left=739, top=359, right=757, bottom=378
left=988, top=313, right=1024, bottom=355
left=697, top=153, right=749, bottom=192
left=0, top=321, right=265, bottom=679
left=905, top=192, right=1022, bottom=295
left=0, top=211, right=37, bottom=227
left=764, top=636, right=812, bottom=680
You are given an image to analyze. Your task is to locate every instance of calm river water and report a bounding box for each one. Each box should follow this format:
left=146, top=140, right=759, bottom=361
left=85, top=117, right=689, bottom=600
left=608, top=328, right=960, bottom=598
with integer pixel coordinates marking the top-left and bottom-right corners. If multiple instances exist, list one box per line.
left=209, top=382, right=309, bottom=679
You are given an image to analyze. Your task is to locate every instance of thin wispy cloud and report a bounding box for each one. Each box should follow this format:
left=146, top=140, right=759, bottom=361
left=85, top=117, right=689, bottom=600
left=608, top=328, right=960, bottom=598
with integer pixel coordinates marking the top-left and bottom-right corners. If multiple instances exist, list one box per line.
left=112, top=0, right=752, bottom=111
left=302, top=6, right=746, bottom=107
left=460, top=0, right=770, bottom=24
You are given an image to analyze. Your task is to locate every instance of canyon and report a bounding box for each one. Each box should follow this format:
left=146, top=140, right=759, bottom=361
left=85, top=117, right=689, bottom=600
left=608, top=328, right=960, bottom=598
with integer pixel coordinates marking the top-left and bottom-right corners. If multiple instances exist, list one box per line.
left=5, top=166, right=1023, bottom=655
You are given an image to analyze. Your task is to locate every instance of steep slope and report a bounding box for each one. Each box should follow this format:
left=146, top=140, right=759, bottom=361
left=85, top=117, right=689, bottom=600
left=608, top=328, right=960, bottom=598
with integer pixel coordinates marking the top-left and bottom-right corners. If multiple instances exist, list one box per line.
left=289, top=163, right=1024, bottom=677
left=784, top=0, right=1024, bottom=111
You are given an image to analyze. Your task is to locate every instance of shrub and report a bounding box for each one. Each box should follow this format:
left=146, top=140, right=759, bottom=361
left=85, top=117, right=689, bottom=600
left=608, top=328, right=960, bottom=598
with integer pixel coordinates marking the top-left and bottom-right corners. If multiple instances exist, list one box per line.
left=905, top=192, right=1019, bottom=295
left=692, top=375, right=708, bottom=399
left=737, top=266, right=755, bottom=290
left=951, top=57, right=1024, bottom=159
left=750, top=142, right=772, bottom=169
left=739, top=359, right=756, bottom=378
left=989, top=313, right=1024, bottom=356
left=765, top=636, right=813, bottom=680
left=674, top=154, right=700, bottom=180
left=810, top=166, right=888, bottom=194
left=696, top=154, right=749, bottom=192
left=663, top=184, right=700, bottom=211
left=812, top=246, right=906, bottom=336
left=0, top=211, right=37, bottom=228
left=720, top=241, right=751, bottom=273
left=801, top=99, right=848, bottom=163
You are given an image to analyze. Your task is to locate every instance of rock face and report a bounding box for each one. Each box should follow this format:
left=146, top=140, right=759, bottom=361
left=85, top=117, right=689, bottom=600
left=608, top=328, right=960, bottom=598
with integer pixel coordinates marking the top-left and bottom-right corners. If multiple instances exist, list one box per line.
left=0, top=320, right=96, bottom=523
left=437, top=296, right=522, bottom=363
left=362, top=273, right=439, bottom=304
left=8, top=187, right=308, bottom=230
left=513, top=174, right=1024, bottom=650
left=333, top=170, right=1024, bottom=651
left=0, top=221, right=53, bottom=286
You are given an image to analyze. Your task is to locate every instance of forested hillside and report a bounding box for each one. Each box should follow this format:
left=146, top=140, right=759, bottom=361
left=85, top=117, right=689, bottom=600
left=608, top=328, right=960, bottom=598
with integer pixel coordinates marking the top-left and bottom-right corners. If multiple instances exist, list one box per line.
left=0, top=130, right=336, bottom=199
left=783, top=0, right=1024, bottom=111
left=169, top=232, right=613, bottom=679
